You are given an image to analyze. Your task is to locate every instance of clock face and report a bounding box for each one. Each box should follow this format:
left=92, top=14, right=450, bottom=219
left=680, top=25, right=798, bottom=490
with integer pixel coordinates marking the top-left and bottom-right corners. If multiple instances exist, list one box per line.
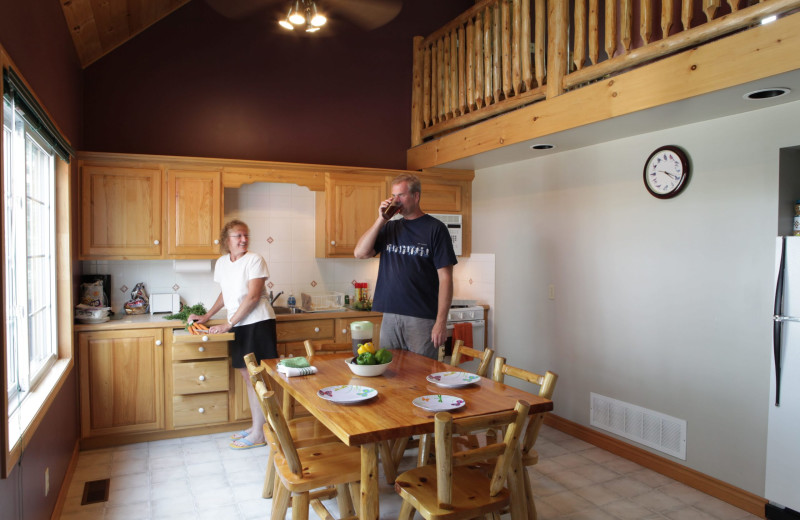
left=643, top=146, right=689, bottom=199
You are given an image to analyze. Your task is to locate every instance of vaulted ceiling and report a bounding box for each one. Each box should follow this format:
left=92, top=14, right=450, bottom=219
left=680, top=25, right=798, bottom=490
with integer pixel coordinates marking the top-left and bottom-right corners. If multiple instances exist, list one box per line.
left=60, top=0, right=192, bottom=68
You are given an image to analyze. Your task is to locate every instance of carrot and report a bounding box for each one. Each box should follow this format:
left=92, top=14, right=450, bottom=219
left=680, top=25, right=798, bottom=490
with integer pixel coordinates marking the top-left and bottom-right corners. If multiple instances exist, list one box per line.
left=189, top=324, right=199, bottom=335
left=194, top=322, right=209, bottom=331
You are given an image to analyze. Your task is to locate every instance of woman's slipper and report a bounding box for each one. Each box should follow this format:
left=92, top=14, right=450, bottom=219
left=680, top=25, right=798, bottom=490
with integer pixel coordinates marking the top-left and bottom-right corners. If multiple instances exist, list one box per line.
left=229, top=438, right=266, bottom=450
left=230, top=429, right=250, bottom=440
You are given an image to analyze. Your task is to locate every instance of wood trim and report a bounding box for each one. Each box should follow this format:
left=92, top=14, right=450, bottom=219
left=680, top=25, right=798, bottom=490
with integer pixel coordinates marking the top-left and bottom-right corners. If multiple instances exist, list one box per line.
left=407, top=10, right=800, bottom=170
left=543, top=414, right=768, bottom=518
left=50, top=440, right=80, bottom=520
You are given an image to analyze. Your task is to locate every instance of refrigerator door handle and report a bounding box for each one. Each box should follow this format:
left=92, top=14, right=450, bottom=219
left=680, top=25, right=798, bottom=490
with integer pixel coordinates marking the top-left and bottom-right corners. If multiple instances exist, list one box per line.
left=773, top=315, right=800, bottom=322
left=773, top=236, right=787, bottom=406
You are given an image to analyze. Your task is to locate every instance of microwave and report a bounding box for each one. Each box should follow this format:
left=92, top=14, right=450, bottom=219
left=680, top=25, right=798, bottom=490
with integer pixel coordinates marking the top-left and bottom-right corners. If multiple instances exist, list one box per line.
left=150, top=293, right=181, bottom=314
left=429, top=214, right=463, bottom=256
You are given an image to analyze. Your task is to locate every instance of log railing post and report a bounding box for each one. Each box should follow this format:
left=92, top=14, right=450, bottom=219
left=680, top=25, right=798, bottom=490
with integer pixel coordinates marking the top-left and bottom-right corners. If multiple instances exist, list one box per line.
left=546, top=0, right=569, bottom=98
left=411, top=36, right=424, bottom=147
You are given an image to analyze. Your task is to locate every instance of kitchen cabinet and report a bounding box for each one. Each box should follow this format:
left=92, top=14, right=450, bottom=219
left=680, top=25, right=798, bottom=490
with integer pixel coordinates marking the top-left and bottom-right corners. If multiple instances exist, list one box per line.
left=316, top=173, right=388, bottom=257
left=166, top=169, right=223, bottom=257
left=335, top=316, right=382, bottom=349
left=78, top=329, right=165, bottom=438
left=419, top=182, right=462, bottom=213
left=168, top=330, right=235, bottom=429
left=80, top=165, right=162, bottom=258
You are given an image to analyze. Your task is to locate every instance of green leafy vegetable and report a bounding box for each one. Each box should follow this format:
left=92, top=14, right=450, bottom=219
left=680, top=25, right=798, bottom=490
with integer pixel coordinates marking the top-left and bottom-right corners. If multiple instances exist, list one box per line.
left=163, top=303, right=208, bottom=328
left=356, top=352, right=377, bottom=365
left=374, top=348, right=392, bottom=364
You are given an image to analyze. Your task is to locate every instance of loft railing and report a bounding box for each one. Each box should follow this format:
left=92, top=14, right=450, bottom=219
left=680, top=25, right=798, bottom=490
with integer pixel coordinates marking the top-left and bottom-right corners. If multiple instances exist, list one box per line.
left=410, top=0, right=800, bottom=146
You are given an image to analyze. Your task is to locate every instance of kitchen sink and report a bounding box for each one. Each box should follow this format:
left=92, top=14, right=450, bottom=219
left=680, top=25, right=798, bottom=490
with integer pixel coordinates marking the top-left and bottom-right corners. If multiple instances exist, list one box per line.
left=273, top=306, right=303, bottom=314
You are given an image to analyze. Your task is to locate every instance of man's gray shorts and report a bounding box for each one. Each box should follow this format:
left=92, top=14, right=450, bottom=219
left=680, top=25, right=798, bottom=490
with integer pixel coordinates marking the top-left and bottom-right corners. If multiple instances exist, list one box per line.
left=379, top=313, right=439, bottom=359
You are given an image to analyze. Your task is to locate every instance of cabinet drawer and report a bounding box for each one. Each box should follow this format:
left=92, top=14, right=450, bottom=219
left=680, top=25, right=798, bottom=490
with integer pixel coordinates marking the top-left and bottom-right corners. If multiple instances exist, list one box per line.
left=172, top=342, right=228, bottom=361
left=172, top=331, right=234, bottom=344
left=173, top=392, right=228, bottom=427
left=172, top=360, right=229, bottom=395
left=276, top=319, right=334, bottom=342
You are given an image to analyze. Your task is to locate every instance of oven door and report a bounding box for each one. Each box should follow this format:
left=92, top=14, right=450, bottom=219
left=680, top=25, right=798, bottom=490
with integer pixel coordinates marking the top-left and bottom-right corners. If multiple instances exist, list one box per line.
left=443, top=319, right=486, bottom=357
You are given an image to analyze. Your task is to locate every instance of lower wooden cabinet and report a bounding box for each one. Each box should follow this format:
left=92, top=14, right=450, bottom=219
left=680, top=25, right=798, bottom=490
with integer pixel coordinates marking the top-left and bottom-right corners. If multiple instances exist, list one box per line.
left=78, top=329, right=165, bottom=438
left=335, top=316, right=382, bottom=349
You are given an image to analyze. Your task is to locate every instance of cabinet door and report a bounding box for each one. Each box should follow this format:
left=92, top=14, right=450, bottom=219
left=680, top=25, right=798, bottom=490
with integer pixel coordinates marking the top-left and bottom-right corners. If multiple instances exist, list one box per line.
left=232, top=367, right=252, bottom=421
left=79, top=329, right=165, bottom=437
left=166, top=169, right=222, bottom=257
left=81, top=165, right=162, bottom=258
left=322, top=174, right=387, bottom=257
left=420, top=183, right=462, bottom=213
left=334, top=316, right=382, bottom=349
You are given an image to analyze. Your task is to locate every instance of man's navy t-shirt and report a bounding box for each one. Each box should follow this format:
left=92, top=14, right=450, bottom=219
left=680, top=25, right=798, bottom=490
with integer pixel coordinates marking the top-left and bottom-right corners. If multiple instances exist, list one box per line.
left=371, top=214, right=457, bottom=320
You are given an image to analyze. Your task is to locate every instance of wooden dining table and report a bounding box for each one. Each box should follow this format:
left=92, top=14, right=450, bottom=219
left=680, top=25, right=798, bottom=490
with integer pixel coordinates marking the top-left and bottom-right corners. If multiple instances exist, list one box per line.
left=262, top=349, right=553, bottom=520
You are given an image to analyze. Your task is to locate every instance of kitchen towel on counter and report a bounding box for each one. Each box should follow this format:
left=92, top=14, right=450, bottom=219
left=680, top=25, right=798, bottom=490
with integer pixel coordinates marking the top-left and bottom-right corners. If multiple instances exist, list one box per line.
left=452, top=322, right=474, bottom=361
left=277, top=365, right=318, bottom=377
left=278, top=357, right=310, bottom=368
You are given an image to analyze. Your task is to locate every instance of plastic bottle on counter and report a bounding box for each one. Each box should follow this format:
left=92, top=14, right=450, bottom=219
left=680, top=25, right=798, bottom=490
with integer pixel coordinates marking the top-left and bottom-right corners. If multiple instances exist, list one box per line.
left=287, top=294, right=296, bottom=310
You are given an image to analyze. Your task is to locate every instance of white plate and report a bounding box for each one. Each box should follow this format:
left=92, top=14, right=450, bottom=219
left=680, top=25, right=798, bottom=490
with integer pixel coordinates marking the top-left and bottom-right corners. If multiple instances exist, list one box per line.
left=317, top=385, right=378, bottom=404
left=427, top=371, right=481, bottom=388
left=413, top=395, right=466, bottom=412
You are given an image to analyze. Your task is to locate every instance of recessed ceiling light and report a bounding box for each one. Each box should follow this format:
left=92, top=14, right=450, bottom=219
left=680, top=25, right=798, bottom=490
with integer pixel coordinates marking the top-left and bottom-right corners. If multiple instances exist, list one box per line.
left=761, top=15, right=777, bottom=24
left=743, top=87, right=791, bottom=100
left=530, top=143, right=555, bottom=150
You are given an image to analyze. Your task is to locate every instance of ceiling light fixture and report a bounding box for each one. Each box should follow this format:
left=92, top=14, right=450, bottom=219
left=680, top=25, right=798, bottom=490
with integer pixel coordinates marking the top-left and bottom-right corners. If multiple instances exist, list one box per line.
left=279, top=0, right=327, bottom=32
left=743, top=87, right=791, bottom=100
left=530, top=143, right=556, bottom=150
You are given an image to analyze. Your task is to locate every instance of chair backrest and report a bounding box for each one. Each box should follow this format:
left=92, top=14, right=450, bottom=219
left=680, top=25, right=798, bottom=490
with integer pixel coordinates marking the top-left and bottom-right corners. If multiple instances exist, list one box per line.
left=253, top=378, right=304, bottom=476
left=304, top=340, right=354, bottom=357
left=243, top=352, right=273, bottom=391
left=450, top=340, right=494, bottom=377
left=434, top=399, right=531, bottom=508
left=492, top=356, right=558, bottom=457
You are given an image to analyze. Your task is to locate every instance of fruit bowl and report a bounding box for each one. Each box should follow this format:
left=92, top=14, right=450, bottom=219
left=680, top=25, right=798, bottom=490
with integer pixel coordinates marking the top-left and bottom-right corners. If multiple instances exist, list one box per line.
left=345, top=357, right=392, bottom=377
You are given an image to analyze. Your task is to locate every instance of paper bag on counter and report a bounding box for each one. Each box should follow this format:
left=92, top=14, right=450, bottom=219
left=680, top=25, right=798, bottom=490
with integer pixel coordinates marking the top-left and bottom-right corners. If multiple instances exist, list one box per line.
left=124, top=282, right=150, bottom=314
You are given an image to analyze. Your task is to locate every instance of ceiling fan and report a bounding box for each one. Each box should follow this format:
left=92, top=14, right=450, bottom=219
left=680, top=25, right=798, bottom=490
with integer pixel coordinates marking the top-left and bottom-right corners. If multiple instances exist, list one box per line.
left=205, top=0, right=403, bottom=32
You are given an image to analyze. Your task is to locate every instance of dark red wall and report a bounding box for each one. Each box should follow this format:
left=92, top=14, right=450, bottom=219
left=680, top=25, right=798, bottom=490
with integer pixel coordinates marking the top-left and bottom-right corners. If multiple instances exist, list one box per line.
left=83, top=0, right=473, bottom=169
left=0, top=1, right=81, bottom=519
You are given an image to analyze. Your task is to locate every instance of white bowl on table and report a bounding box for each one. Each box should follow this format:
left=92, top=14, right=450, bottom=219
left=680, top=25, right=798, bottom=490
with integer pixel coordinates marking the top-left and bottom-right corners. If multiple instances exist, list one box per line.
left=345, top=357, right=392, bottom=377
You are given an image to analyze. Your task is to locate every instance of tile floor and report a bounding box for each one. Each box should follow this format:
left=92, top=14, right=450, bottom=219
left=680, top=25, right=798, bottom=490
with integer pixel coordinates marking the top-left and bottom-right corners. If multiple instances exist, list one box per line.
left=59, top=425, right=761, bottom=520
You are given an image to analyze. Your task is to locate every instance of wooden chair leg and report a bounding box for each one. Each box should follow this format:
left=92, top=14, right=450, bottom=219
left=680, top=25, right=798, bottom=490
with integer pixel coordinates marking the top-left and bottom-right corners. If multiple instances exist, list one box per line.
left=417, top=433, right=433, bottom=467
left=263, top=451, right=276, bottom=498
left=524, top=470, right=537, bottom=520
left=272, top=479, right=291, bottom=519
left=335, top=483, right=356, bottom=518
left=398, top=500, right=416, bottom=520
left=348, top=482, right=360, bottom=517
left=508, top=452, right=528, bottom=520
left=391, top=436, right=409, bottom=466
left=291, top=491, right=310, bottom=520
left=379, top=440, right=397, bottom=482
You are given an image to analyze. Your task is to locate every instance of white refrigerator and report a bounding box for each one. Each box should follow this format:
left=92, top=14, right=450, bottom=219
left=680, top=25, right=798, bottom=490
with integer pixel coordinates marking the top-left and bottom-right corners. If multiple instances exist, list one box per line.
left=767, top=237, right=800, bottom=515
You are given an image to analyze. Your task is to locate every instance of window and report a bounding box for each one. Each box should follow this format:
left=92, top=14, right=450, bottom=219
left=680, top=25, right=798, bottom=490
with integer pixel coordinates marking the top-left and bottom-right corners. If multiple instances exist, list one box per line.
left=3, top=89, right=58, bottom=414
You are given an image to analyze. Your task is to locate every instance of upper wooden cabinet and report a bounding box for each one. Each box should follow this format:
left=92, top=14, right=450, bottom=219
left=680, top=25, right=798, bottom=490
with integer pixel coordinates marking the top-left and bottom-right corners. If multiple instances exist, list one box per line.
left=81, top=165, right=163, bottom=258
left=166, top=169, right=222, bottom=257
left=316, top=173, right=388, bottom=258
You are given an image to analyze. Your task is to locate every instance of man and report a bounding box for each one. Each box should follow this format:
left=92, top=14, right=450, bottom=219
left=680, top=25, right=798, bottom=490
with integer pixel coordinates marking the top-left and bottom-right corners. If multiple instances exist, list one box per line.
left=354, top=173, right=457, bottom=359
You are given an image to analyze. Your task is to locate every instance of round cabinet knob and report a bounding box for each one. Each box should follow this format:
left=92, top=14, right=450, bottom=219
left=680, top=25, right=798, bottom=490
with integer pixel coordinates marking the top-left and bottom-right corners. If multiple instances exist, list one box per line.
left=330, top=240, right=336, bottom=246
left=198, top=346, right=205, bottom=352
left=153, top=239, right=160, bottom=245
left=155, top=340, right=162, bottom=346
left=314, top=327, right=320, bottom=333
left=198, top=375, right=206, bottom=381
left=201, top=335, right=209, bottom=342
left=213, top=239, right=219, bottom=244
left=198, top=407, right=205, bottom=414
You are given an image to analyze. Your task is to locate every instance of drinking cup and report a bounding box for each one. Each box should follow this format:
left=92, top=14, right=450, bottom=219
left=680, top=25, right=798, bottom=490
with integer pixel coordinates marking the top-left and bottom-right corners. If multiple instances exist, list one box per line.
left=382, top=198, right=402, bottom=219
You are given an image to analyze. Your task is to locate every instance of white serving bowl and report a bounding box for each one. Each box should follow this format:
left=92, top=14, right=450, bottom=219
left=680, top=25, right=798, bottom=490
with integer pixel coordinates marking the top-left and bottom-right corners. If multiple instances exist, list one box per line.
left=345, top=357, right=392, bottom=377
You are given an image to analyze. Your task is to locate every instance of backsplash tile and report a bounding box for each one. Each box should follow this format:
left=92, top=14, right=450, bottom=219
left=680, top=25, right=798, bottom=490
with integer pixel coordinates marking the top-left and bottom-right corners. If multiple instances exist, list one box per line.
left=81, top=183, right=494, bottom=320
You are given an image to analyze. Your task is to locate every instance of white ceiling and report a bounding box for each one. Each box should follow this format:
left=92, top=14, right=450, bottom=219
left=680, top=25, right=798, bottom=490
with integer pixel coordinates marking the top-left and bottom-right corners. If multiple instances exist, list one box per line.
left=439, top=68, right=800, bottom=170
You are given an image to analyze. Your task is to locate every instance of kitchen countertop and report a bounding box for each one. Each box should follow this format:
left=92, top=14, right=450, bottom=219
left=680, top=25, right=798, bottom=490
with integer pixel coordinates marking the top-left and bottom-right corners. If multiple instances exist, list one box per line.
left=73, top=308, right=384, bottom=332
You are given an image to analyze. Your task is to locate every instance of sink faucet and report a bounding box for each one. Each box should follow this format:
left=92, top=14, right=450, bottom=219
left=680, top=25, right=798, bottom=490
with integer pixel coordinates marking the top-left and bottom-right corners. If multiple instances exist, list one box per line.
left=270, top=291, right=284, bottom=306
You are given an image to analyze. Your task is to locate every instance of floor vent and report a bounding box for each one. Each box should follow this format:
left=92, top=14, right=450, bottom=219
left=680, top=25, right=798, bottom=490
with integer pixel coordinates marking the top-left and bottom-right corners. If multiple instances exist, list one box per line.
left=81, top=478, right=110, bottom=505
left=590, top=393, right=686, bottom=460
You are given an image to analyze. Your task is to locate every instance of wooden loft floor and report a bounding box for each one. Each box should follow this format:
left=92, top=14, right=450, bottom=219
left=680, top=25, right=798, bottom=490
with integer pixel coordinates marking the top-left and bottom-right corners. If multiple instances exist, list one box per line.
left=407, top=9, right=800, bottom=170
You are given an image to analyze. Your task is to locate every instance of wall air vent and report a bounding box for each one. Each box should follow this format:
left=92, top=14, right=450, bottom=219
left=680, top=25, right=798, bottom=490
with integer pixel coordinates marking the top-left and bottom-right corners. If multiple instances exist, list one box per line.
left=590, top=393, right=687, bottom=460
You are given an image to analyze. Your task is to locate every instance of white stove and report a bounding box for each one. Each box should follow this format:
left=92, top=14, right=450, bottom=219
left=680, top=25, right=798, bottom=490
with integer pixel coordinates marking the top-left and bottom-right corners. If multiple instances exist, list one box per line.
left=444, top=299, right=486, bottom=355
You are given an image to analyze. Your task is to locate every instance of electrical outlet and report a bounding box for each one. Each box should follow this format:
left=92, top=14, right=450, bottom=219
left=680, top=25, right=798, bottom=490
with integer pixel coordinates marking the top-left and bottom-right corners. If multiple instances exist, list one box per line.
left=45, top=467, right=49, bottom=496
left=548, top=285, right=555, bottom=300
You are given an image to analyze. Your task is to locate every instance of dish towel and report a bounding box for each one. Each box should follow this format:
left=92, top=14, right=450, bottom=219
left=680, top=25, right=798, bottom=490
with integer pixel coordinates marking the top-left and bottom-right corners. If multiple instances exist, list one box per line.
left=278, top=356, right=310, bottom=368
left=452, top=322, right=474, bottom=362
left=277, top=365, right=318, bottom=377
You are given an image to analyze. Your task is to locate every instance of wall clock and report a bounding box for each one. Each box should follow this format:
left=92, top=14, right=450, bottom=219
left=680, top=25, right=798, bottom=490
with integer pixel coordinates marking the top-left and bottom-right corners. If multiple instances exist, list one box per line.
left=643, top=145, right=690, bottom=199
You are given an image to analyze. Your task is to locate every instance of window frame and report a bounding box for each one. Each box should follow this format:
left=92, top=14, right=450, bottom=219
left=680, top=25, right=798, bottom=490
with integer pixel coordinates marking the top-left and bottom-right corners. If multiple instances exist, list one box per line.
left=1, top=56, right=74, bottom=479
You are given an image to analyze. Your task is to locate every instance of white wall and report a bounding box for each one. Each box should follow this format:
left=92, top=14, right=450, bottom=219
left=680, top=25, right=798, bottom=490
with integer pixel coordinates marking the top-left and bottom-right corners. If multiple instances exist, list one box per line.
left=472, top=100, right=800, bottom=495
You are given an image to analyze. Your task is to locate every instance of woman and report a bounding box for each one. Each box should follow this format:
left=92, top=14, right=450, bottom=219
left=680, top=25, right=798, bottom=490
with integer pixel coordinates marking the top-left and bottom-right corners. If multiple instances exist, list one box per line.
left=189, top=219, right=277, bottom=449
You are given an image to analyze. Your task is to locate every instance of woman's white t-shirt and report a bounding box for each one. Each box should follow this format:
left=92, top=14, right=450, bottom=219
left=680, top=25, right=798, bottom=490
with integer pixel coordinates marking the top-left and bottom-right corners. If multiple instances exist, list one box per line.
left=214, top=252, right=275, bottom=326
